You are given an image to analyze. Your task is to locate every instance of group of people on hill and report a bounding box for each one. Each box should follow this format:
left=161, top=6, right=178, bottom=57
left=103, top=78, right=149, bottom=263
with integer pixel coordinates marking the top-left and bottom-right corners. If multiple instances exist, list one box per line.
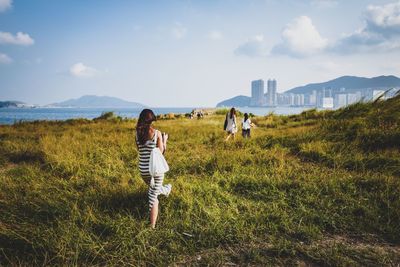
left=189, top=110, right=204, bottom=119
left=224, top=107, right=254, bottom=141
left=135, top=108, right=254, bottom=228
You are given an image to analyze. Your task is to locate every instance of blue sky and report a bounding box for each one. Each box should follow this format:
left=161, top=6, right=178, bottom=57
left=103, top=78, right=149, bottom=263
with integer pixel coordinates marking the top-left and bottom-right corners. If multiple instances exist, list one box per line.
left=0, top=0, right=399, bottom=107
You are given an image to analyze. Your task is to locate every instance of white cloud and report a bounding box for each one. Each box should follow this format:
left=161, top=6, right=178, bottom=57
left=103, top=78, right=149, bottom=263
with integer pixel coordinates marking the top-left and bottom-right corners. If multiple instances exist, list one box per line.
left=171, top=23, right=187, bottom=39
left=0, top=0, right=12, bottom=12
left=366, top=1, right=400, bottom=33
left=272, top=16, right=328, bottom=57
left=70, top=63, right=98, bottom=78
left=0, top=52, right=12, bottom=64
left=208, top=30, right=223, bottom=40
left=234, top=34, right=269, bottom=57
left=332, top=1, right=400, bottom=53
left=0, top=31, right=35, bottom=46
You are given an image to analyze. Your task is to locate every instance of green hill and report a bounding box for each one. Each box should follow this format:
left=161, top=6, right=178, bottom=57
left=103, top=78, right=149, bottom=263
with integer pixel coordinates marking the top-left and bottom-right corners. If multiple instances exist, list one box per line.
left=52, top=95, right=146, bottom=108
left=285, top=75, right=400, bottom=94
left=216, top=75, right=400, bottom=107
left=0, top=96, right=399, bottom=265
left=0, top=101, right=25, bottom=108
left=216, top=95, right=251, bottom=107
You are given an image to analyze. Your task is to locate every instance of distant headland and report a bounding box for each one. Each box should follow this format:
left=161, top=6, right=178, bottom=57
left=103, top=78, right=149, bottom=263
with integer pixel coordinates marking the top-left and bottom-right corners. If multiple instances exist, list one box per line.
left=0, top=95, right=147, bottom=109
left=49, top=95, right=146, bottom=108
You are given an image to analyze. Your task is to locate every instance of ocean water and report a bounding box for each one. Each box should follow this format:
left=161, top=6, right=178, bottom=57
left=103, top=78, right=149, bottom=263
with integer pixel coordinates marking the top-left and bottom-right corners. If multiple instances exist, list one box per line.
left=0, top=106, right=310, bottom=125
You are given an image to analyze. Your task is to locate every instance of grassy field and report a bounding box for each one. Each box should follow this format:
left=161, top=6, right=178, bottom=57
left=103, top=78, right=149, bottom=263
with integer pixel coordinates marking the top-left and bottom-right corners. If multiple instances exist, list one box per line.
left=0, top=96, right=399, bottom=266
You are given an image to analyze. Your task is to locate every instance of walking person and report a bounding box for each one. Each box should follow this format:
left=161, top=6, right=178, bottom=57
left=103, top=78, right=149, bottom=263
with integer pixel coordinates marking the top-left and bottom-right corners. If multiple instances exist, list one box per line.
left=242, top=113, right=252, bottom=138
left=224, top=107, right=237, bottom=141
left=136, top=109, right=172, bottom=228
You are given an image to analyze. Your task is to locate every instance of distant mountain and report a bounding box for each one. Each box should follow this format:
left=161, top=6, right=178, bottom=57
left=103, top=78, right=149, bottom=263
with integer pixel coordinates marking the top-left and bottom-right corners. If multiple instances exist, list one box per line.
left=285, top=75, right=400, bottom=94
left=0, top=101, right=26, bottom=108
left=216, top=95, right=251, bottom=107
left=52, top=95, right=146, bottom=108
left=216, top=75, right=400, bottom=107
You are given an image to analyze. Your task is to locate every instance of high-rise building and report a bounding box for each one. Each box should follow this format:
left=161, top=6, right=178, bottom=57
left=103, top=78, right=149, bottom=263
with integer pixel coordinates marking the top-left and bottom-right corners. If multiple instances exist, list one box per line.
left=250, top=79, right=265, bottom=106
left=322, top=97, right=334, bottom=109
left=347, top=92, right=362, bottom=105
left=324, top=87, right=332, bottom=98
left=266, top=79, right=277, bottom=106
left=304, top=94, right=310, bottom=106
left=334, top=93, right=347, bottom=109
left=317, top=90, right=324, bottom=107
left=278, top=93, right=291, bottom=106
left=309, top=90, right=317, bottom=106
left=289, top=93, right=295, bottom=106
left=293, top=94, right=305, bottom=106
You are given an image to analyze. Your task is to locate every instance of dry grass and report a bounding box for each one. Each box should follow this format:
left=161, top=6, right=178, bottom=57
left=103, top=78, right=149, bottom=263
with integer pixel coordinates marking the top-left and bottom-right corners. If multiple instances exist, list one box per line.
left=0, top=97, right=399, bottom=266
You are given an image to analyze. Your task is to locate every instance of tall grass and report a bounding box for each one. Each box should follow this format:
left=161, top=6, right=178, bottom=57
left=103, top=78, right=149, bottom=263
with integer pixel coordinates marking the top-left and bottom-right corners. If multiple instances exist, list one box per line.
left=0, top=97, right=399, bottom=265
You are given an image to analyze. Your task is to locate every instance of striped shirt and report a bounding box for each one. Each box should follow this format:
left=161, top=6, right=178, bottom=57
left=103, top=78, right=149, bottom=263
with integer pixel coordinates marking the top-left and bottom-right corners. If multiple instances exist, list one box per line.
left=136, top=129, right=171, bottom=210
left=137, top=130, right=158, bottom=182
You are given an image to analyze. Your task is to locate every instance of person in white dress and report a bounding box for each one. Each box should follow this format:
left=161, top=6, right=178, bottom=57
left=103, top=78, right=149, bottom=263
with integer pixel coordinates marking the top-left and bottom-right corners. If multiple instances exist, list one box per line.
left=224, top=107, right=237, bottom=141
left=242, top=113, right=252, bottom=138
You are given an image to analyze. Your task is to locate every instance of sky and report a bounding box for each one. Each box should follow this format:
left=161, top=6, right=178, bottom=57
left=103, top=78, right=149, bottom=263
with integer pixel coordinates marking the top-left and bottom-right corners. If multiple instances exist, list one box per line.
left=0, top=0, right=399, bottom=107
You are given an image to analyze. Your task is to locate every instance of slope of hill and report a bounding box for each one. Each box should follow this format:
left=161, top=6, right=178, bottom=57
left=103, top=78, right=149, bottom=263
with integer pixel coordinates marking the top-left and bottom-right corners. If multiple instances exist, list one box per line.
left=52, top=95, right=146, bottom=108
left=216, top=95, right=250, bottom=107
left=216, top=75, right=400, bottom=107
left=285, top=75, right=400, bottom=94
left=0, top=96, right=399, bottom=265
left=0, top=101, right=26, bottom=108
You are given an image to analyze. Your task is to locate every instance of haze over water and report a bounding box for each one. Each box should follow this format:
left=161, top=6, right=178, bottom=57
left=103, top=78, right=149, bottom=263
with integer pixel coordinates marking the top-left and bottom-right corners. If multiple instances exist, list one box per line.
left=0, top=107, right=309, bottom=125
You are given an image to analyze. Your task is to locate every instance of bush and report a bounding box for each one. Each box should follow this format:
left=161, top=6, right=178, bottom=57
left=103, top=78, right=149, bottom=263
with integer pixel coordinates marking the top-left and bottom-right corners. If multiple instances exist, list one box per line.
left=93, top=111, right=122, bottom=122
left=215, top=108, right=230, bottom=115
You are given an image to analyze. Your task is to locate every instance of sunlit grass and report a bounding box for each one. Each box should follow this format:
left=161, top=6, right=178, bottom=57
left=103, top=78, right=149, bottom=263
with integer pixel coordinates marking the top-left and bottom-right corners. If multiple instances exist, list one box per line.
left=0, top=97, right=399, bottom=265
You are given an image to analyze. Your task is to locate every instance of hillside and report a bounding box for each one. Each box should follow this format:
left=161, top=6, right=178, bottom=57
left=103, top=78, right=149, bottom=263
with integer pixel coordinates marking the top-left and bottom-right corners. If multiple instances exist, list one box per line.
left=0, top=96, right=399, bottom=265
left=216, top=95, right=250, bottom=107
left=216, top=75, right=400, bottom=107
left=285, top=75, right=400, bottom=94
left=0, top=101, right=26, bottom=108
left=52, top=95, right=146, bottom=108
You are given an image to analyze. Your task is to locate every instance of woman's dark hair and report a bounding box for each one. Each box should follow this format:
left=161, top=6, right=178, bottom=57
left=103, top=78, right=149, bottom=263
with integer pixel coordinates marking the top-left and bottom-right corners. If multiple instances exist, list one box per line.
left=244, top=113, right=249, bottom=122
left=229, top=107, right=236, bottom=119
left=136, top=109, right=156, bottom=145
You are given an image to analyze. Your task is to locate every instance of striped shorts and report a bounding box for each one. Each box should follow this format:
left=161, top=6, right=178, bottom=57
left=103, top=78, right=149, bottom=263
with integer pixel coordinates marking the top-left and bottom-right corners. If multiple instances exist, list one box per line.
left=137, top=130, right=170, bottom=210
left=141, top=173, right=170, bottom=210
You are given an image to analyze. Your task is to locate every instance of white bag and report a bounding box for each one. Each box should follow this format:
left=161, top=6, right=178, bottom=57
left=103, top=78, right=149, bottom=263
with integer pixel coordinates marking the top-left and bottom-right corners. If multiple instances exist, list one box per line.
left=149, top=147, right=169, bottom=186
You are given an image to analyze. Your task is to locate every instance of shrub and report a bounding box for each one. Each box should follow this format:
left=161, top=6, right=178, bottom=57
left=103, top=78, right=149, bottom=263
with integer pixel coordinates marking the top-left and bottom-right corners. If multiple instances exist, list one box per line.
left=93, top=111, right=122, bottom=122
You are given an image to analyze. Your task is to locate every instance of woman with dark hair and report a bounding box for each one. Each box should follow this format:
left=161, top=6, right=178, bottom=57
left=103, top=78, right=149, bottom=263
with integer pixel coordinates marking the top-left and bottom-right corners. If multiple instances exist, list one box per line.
left=225, top=107, right=237, bottom=141
left=136, top=109, right=172, bottom=228
left=242, top=113, right=252, bottom=138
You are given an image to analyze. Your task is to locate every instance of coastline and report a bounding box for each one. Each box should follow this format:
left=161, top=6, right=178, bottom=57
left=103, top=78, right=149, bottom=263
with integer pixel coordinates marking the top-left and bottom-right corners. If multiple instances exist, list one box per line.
left=0, top=106, right=315, bottom=125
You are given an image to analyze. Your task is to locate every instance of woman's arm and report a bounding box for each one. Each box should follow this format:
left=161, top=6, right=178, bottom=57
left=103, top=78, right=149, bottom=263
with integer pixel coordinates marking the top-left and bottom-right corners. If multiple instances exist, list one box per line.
left=156, top=130, right=165, bottom=153
left=163, top=133, right=168, bottom=153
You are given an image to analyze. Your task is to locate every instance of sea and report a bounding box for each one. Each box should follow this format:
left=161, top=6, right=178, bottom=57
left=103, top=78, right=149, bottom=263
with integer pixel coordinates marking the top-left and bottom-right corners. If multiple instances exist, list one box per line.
left=0, top=106, right=310, bottom=125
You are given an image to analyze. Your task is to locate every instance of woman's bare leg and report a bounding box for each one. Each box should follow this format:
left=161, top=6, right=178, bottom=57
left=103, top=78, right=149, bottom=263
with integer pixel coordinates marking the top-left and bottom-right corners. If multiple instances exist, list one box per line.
left=150, top=199, right=159, bottom=228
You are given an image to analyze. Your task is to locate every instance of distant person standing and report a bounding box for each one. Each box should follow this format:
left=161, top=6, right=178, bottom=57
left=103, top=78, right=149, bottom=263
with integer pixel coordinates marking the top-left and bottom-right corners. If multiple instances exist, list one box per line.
left=242, top=113, right=252, bottom=138
left=224, top=107, right=237, bottom=141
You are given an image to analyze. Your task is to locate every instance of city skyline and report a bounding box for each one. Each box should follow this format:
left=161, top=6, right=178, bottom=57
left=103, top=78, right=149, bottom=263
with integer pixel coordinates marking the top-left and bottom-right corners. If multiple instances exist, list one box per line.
left=248, top=76, right=399, bottom=109
left=1, top=0, right=400, bottom=107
